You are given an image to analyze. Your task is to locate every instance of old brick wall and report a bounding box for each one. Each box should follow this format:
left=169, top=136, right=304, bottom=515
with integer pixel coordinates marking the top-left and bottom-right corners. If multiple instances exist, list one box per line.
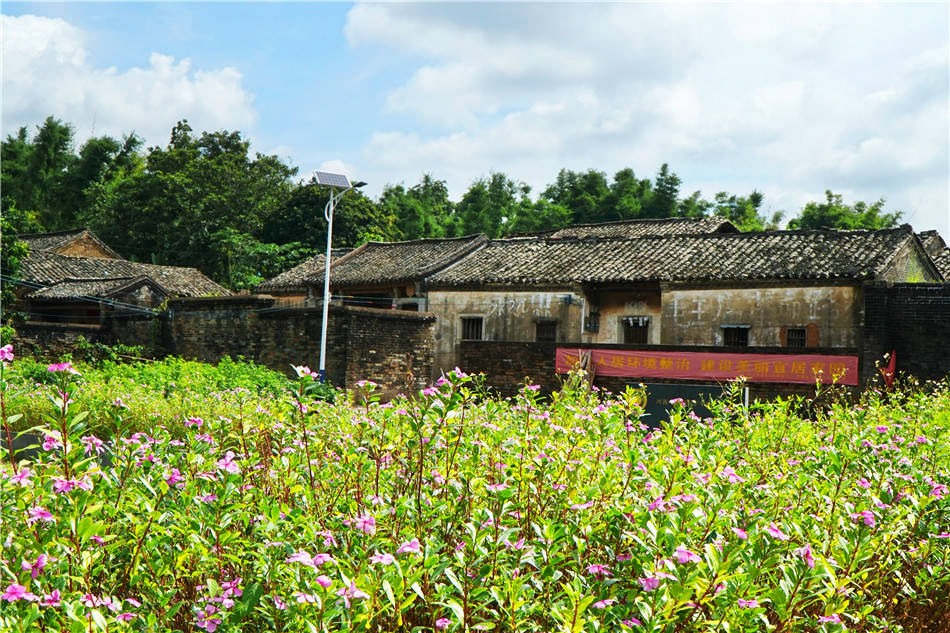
left=12, top=298, right=436, bottom=394
left=458, top=341, right=559, bottom=396
left=163, top=297, right=435, bottom=392
left=12, top=322, right=108, bottom=359
left=863, top=283, right=950, bottom=381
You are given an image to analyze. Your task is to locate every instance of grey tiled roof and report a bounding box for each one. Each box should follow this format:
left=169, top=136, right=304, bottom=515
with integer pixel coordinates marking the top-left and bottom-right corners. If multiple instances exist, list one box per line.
left=19, top=250, right=230, bottom=298
left=932, top=249, right=950, bottom=279
left=548, top=217, right=739, bottom=239
left=318, top=235, right=489, bottom=287
left=257, top=249, right=351, bottom=292
left=19, top=228, right=124, bottom=259
left=918, top=230, right=947, bottom=257
left=26, top=277, right=163, bottom=301
left=428, top=225, right=924, bottom=286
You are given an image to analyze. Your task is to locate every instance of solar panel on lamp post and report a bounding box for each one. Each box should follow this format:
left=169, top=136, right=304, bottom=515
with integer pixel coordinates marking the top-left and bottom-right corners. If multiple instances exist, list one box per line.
left=313, top=171, right=366, bottom=383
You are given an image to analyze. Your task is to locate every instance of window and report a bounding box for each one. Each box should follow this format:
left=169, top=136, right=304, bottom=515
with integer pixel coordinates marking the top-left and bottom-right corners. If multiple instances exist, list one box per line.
left=722, top=325, right=749, bottom=347
left=536, top=321, right=557, bottom=342
left=621, top=316, right=650, bottom=345
left=786, top=328, right=806, bottom=348
left=460, top=316, right=483, bottom=341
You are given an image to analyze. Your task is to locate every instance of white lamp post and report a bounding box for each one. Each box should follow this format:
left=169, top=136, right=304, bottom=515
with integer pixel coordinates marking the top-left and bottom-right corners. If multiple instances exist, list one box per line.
left=313, top=170, right=366, bottom=383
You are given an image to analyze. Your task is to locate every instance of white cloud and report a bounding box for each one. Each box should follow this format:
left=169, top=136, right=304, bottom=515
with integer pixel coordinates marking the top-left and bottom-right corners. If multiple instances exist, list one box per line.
left=1, top=14, right=256, bottom=148
left=346, top=3, right=949, bottom=236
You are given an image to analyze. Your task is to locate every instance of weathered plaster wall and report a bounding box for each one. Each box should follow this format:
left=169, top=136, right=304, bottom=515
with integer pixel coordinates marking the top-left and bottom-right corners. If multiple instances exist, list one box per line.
left=427, top=288, right=584, bottom=376
left=660, top=285, right=862, bottom=347
left=587, top=288, right=662, bottom=345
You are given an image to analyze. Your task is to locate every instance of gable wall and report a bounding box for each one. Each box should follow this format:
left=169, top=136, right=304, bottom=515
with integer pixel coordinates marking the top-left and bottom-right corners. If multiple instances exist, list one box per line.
left=56, top=236, right=121, bottom=259
left=879, top=242, right=941, bottom=283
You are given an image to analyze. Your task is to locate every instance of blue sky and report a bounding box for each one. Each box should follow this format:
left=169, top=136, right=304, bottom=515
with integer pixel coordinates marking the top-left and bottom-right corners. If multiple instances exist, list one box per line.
left=3, top=2, right=948, bottom=238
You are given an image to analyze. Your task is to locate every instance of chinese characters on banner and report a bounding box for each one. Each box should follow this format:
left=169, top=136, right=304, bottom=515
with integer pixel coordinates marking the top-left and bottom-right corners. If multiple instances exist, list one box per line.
left=555, top=348, right=859, bottom=386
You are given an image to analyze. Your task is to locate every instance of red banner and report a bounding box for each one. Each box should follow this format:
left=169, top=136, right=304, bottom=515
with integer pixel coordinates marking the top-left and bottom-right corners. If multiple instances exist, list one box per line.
left=556, top=348, right=859, bottom=385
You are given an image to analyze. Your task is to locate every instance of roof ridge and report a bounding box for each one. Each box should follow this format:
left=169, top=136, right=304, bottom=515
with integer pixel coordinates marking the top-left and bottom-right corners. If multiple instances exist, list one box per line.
left=17, top=228, right=89, bottom=239
left=360, top=233, right=486, bottom=247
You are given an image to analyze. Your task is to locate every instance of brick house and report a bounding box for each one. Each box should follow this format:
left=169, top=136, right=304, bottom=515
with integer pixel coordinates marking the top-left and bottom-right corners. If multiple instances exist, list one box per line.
left=425, top=224, right=943, bottom=383
left=13, top=230, right=229, bottom=324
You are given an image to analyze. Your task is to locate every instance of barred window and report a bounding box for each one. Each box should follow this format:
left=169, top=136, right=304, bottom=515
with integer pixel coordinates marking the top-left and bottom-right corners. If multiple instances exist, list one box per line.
left=461, top=317, right=483, bottom=341
left=786, top=328, right=806, bottom=348
left=621, top=316, right=649, bottom=345
left=536, top=321, right=557, bottom=342
left=722, top=325, right=749, bottom=347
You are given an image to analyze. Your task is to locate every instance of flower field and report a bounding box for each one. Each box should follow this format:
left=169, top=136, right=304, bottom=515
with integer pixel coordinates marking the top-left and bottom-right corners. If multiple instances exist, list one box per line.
left=1, top=346, right=949, bottom=632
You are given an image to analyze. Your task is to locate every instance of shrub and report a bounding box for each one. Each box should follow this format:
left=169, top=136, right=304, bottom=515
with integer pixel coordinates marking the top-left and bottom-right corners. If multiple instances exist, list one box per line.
left=0, top=349, right=948, bottom=632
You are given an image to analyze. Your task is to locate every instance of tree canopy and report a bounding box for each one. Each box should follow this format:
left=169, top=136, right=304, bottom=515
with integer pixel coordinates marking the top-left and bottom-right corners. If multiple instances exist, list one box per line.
left=1, top=115, right=906, bottom=292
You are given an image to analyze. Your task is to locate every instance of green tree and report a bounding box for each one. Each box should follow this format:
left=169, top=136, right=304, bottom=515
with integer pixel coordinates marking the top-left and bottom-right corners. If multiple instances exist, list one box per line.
left=787, top=190, right=901, bottom=230
left=542, top=169, right=611, bottom=225
left=710, top=190, right=782, bottom=231
left=0, top=204, right=30, bottom=325
left=456, top=172, right=531, bottom=237
left=92, top=121, right=299, bottom=285
left=263, top=177, right=399, bottom=250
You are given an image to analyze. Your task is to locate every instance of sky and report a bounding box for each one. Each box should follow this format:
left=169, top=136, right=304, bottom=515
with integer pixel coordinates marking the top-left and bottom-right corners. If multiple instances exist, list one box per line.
left=2, top=2, right=949, bottom=238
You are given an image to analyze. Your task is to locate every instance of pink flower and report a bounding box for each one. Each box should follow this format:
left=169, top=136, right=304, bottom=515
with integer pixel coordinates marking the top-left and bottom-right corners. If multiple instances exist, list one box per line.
left=875, top=425, right=889, bottom=434
left=42, top=435, right=60, bottom=451
left=370, top=551, right=396, bottom=566
left=21, top=554, right=49, bottom=579
left=504, top=537, right=526, bottom=551
left=622, top=618, right=643, bottom=628
left=930, top=483, right=948, bottom=499
left=117, top=613, right=136, bottom=622
left=592, top=598, right=616, bottom=608
left=293, top=365, right=318, bottom=379
left=2, top=583, right=38, bottom=602
left=850, top=510, right=876, bottom=527
left=818, top=613, right=842, bottom=624
left=165, top=468, right=185, bottom=487
left=272, top=595, right=288, bottom=610
left=435, top=617, right=452, bottom=630
left=336, top=582, right=370, bottom=608
left=294, top=592, right=318, bottom=603
left=40, top=589, right=61, bottom=607
left=856, top=478, right=872, bottom=489
left=571, top=501, right=594, bottom=510
left=674, top=546, right=701, bottom=564
left=486, top=482, right=508, bottom=493
left=793, top=543, right=815, bottom=568
left=397, top=538, right=422, bottom=554
left=0, top=344, right=13, bottom=363
left=732, top=527, right=748, bottom=540
left=185, top=417, right=204, bottom=428
left=737, top=598, right=759, bottom=608
left=637, top=576, right=661, bottom=592
left=648, top=496, right=667, bottom=512
left=27, top=505, right=55, bottom=525
left=586, top=564, right=610, bottom=577
left=352, top=514, right=376, bottom=535
left=47, top=361, right=80, bottom=375
left=9, top=467, right=32, bottom=487
left=355, top=380, right=378, bottom=389
left=315, top=575, right=333, bottom=588
left=199, top=494, right=217, bottom=503
left=216, top=451, right=240, bottom=474
left=718, top=466, right=746, bottom=484
left=81, top=435, right=105, bottom=456
left=765, top=522, right=790, bottom=541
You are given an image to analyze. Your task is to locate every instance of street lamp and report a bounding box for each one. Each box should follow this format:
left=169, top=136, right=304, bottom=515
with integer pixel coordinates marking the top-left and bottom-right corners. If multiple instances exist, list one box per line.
left=313, top=170, right=366, bottom=383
